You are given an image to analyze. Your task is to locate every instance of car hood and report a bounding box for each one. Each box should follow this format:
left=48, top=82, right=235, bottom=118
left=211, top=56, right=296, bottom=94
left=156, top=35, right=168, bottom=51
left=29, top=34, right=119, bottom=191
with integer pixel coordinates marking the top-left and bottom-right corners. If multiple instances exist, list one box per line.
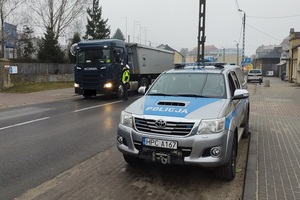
left=126, top=95, right=227, bottom=119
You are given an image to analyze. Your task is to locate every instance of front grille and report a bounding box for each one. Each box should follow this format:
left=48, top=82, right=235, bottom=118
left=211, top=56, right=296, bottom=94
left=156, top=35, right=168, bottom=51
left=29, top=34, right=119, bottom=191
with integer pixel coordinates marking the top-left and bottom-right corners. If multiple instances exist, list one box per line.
left=134, top=117, right=194, bottom=136
left=80, top=73, right=103, bottom=87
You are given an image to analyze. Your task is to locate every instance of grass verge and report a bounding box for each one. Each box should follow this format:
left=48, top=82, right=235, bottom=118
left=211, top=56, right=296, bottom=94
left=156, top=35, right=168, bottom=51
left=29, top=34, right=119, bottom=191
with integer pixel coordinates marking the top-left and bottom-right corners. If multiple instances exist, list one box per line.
left=0, top=82, right=74, bottom=93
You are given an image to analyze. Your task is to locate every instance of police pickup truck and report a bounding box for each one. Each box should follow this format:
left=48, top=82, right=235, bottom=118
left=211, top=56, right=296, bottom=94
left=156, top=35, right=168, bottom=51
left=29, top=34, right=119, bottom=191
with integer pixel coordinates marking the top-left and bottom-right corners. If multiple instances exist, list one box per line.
left=117, top=63, right=249, bottom=181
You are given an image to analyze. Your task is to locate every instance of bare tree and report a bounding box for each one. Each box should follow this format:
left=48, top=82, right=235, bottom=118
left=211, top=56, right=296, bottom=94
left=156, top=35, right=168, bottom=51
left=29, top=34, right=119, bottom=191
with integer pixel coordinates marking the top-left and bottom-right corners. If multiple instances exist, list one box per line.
left=28, top=0, right=88, bottom=40
left=0, top=0, right=24, bottom=58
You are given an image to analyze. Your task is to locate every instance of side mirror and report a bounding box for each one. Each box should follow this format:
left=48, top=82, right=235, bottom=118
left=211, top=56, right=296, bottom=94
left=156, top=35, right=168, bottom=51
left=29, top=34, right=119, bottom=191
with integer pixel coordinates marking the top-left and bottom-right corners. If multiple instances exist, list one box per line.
left=70, top=43, right=78, bottom=56
left=138, top=86, right=146, bottom=94
left=233, top=89, right=249, bottom=99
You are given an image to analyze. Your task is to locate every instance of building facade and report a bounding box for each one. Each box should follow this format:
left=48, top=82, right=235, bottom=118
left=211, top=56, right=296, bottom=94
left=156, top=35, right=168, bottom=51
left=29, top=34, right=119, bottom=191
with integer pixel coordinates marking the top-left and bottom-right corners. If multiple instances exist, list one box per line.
left=254, top=45, right=282, bottom=77
left=287, top=28, right=300, bottom=84
left=186, top=46, right=242, bottom=65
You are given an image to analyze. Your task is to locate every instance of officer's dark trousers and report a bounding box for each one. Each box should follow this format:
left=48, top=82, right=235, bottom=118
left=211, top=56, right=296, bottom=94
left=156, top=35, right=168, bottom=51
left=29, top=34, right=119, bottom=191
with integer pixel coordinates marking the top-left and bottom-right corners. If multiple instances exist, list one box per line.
left=123, top=83, right=129, bottom=101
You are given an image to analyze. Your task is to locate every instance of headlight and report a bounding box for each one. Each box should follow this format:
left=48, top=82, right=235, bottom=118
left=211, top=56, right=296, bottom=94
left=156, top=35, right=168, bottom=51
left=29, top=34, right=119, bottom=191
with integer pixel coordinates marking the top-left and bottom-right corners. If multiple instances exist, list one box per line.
left=120, top=111, right=133, bottom=127
left=197, top=117, right=225, bottom=134
left=104, top=82, right=112, bottom=88
left=74, top=83, right=79, bottom=88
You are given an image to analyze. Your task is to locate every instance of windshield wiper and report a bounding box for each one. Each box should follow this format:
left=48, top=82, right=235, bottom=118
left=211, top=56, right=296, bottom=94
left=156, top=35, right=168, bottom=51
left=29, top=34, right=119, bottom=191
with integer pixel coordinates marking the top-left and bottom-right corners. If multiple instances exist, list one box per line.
left=174, top=94, right=209, bottom=98
left=147, top=93, right=173, bottom=96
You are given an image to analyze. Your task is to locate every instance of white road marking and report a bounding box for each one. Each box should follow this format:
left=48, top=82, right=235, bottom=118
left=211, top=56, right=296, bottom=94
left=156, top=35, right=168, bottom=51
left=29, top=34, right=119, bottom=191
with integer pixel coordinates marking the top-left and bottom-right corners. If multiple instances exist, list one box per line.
left=0, top=117, right=50, bottom=131
left=73, top=101, right=123, bottom=113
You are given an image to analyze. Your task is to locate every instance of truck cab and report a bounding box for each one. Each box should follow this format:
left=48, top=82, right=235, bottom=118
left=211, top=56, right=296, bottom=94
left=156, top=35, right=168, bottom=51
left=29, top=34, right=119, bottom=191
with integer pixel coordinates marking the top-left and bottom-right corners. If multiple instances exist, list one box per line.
left=73, top=39, right=127, bottom=98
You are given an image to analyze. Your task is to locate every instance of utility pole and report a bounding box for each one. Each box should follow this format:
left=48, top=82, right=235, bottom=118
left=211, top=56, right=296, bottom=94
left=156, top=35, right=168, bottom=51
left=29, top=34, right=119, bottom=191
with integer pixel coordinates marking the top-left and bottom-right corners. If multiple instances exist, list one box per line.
left=238, top=9, right=246, bottom=64
left=236, top=43, right=239, bottom=65
left=197, top=0, right=206, bottom=63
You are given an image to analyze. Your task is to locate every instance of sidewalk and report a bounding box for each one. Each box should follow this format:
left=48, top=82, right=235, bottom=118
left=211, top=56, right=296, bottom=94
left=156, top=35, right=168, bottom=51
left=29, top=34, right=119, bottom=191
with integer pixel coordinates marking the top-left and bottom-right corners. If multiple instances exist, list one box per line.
left=244, top=77, right=300, bottom=200
left=0, top=88, right=77, bottom=109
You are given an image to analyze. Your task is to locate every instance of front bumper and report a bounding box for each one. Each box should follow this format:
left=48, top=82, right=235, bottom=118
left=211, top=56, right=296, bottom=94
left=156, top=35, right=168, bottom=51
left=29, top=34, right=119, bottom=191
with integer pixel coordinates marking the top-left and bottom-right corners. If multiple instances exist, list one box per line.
left=247, top=76, right=263, bottom=82
left=117, top=123, right=233, bottom=167
left=74, top=83, right=118, bottom=95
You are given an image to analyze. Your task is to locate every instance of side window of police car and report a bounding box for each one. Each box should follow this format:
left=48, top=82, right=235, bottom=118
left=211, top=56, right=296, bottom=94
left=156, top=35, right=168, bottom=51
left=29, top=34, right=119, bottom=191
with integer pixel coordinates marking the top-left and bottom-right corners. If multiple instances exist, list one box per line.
left=228, top=72, right=240, bottom=97
left=235, top=68, right=247, bottom=89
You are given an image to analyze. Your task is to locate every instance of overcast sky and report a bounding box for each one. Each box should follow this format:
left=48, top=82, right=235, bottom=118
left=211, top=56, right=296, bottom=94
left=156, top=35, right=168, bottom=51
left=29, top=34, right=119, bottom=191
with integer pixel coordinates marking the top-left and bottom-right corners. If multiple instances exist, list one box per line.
left=99, top=0, right=300, bottom=57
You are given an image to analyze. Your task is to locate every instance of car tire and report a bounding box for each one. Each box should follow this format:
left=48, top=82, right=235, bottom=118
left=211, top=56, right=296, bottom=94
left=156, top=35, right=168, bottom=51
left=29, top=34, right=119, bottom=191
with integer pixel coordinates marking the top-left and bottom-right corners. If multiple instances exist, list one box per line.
left=214, top=136, right=237, bottom=181
left=123, top=154, right=145, bottom=166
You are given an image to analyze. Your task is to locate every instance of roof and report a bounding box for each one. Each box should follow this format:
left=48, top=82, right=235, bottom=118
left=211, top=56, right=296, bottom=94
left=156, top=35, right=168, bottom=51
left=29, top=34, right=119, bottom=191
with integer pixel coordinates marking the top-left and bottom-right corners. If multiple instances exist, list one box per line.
left=188, top=45, right=218, bottom=55
left=255, top=45, right=282, bottom=59
left=157, top=44, right=183, bottom=56
left=157, top=44, right=176, bottom=52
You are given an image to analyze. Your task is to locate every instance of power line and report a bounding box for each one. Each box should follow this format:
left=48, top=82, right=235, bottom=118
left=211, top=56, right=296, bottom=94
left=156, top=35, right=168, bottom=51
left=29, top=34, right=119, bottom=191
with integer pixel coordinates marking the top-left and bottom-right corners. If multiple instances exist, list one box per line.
left=247, top=14, right=300, bottom=19
left=246, top=23, right=282, bottom=42
left=235, top=1, right=282, bottom=45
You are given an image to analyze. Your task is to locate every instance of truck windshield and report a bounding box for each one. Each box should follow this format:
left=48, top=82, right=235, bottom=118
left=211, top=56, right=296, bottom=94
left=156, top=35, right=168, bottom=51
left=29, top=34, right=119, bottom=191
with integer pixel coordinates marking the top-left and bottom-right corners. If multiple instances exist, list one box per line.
left=77, top=49, right=110, bottom=64
left=148, top=73, right=226, bottom=98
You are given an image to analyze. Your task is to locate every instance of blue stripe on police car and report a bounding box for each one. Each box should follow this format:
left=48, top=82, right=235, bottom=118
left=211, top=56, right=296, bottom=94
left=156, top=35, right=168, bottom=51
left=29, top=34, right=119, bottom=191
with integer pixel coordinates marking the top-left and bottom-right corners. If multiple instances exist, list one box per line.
left=143, top=96, right=220, bottom=117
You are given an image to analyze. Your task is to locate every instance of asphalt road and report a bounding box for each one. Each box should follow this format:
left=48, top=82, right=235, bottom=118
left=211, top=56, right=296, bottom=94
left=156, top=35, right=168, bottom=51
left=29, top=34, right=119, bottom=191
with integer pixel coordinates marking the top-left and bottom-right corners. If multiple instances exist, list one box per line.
left=0, top=95, right=137, bottom=200
left=0, top=93, right=249, bottom=200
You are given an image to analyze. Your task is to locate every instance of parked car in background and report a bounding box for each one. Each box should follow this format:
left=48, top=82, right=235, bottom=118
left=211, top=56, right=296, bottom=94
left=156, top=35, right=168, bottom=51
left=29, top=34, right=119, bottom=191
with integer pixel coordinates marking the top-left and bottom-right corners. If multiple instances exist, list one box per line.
left=247, top=69, right=263, bottom=84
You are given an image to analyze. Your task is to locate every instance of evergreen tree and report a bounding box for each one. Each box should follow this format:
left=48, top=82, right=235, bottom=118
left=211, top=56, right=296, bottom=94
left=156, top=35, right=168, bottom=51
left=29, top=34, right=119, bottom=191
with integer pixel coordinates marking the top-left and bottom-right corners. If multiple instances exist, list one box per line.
left=18, top=25, right=36, bottom=60
left=84, top=0, right=110, bottom=40
left=111, top=28, right=125, bottom=41
left=72, top=32, right=81, bottom=44
left=38, top=26, right=65, bottom=63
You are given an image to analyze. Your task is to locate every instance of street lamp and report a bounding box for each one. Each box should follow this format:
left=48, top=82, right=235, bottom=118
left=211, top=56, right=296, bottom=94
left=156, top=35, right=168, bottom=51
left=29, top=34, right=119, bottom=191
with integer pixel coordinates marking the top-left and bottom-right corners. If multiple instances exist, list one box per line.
left=221, top=46, right=225, bottom=62
left=234, top=40, right=239, bottom=65
left=133, top=21, right=140, bottom=43
left=120, top=17, right=127, bottom=42
left=142, top=26, right=147, bottom=45
left=238, top=9, right=246, bottom=65
left=135, top=23, right=142, bottom=44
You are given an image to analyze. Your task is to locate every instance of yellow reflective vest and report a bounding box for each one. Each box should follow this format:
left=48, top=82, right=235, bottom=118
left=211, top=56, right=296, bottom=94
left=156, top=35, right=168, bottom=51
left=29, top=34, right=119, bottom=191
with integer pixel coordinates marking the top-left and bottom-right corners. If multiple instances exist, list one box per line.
left=122, top=68, right=130, bottom=83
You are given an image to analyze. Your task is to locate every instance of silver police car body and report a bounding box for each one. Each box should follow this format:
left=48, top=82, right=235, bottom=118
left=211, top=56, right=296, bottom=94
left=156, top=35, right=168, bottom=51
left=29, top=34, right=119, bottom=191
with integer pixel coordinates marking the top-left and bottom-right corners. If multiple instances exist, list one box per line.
left=117, top=63, right=249, bottom=181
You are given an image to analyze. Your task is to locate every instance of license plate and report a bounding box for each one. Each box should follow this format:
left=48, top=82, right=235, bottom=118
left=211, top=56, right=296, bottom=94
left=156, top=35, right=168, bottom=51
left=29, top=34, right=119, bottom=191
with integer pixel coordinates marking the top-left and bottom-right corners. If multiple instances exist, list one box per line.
left=142, top=137, right=178, bottom=149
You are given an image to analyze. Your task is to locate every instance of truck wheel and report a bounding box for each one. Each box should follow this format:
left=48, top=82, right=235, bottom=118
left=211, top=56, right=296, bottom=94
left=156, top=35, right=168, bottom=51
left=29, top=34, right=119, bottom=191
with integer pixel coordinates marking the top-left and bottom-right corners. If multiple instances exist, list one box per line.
left=140, top=78, right=149, bottom=90
left=116, top=84, right=124, bottom=99
left=123, top=154, right=145, bottom=166
left=214, top=137, right=237, bottom=181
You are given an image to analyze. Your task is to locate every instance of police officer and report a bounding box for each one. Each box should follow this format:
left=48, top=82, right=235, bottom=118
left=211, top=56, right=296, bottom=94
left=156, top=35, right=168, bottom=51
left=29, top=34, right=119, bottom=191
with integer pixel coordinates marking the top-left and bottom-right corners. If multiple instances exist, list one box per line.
left=122, top=64, right=130, bottom=101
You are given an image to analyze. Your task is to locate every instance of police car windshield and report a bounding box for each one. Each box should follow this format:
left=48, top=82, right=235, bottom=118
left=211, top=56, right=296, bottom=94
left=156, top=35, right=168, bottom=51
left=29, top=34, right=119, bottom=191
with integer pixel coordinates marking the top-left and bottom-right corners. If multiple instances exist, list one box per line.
left=148, top=73, right=226, bottom=98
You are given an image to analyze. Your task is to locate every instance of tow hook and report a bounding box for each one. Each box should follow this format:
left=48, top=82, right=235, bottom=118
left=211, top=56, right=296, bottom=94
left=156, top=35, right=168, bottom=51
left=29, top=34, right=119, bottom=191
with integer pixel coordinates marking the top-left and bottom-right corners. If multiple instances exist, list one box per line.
left=161, top=156, right=168, bottom=164
left=155, top=153, right=170, bottom=165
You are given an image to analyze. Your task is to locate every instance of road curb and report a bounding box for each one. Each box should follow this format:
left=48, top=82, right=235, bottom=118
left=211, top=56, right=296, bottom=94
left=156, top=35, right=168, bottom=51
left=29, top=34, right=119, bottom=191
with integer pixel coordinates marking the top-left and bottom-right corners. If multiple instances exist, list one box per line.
left=243, top=131, right=258, bottom=200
